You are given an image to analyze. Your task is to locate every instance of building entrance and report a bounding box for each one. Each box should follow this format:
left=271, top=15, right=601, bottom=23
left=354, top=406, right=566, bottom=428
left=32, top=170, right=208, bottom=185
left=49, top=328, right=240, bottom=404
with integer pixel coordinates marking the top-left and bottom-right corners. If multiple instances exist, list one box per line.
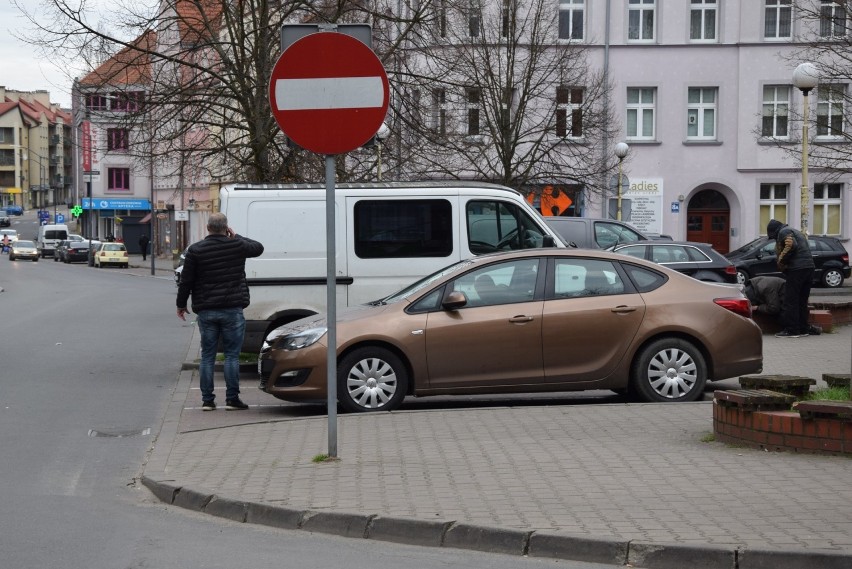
left=685, top=190, right=730, bottom=254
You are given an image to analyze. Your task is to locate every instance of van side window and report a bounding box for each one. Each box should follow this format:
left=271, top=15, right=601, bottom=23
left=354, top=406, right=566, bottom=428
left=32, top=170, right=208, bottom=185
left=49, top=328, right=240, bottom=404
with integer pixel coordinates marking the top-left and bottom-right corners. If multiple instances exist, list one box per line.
left=354, top=199, right=453, bottom=258
left=467, top=201, right=546, bottom=254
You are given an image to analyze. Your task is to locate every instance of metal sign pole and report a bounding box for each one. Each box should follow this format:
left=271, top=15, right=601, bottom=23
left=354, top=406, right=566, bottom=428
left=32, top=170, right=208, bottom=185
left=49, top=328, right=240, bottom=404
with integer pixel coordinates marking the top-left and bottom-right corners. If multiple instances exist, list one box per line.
left=325, top=155, right=338, bottom=458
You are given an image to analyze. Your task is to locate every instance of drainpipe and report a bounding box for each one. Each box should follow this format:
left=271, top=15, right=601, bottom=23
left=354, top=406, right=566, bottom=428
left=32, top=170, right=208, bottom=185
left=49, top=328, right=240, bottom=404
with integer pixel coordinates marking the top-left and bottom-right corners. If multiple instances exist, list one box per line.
left=600, top=0, right=613, bottom=218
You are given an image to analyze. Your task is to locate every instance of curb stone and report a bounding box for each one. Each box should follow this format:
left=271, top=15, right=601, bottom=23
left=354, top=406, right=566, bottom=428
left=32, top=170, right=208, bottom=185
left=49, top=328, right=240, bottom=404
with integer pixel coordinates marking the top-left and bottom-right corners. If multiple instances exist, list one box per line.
left=367, top=515, right=453, bottom=548
left=142, top=473, right=852, bottom=569
left=737, top=547, right=852, bottom=569
left=627, top=541, right=735, bottom=569
left=527, top=531, right=629, bottom=565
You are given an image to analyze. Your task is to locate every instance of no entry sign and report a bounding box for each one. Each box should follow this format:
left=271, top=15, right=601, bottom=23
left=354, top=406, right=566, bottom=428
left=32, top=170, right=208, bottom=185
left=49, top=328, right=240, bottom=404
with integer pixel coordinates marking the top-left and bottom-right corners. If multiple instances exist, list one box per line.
left=269, top=32, right=389, bottom=155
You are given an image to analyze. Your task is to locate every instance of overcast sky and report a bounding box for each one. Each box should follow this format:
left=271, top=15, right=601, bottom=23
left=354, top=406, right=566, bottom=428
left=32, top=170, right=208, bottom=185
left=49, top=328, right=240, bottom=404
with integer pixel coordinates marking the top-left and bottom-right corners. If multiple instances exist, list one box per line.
left=1, top=0, right=98, bottom=108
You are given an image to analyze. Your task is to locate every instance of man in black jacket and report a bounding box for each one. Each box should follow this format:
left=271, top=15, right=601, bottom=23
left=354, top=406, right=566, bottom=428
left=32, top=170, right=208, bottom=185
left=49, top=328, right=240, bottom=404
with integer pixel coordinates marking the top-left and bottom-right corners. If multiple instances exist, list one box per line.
left=766, top=219, right=815, bottom=338
left=177, top=213, right=264, bottom=410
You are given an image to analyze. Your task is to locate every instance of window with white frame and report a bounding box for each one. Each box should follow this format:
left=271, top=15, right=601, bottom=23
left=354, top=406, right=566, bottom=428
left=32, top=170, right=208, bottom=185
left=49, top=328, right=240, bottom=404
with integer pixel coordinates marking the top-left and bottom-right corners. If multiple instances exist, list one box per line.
left=626, top=87, right=655, bottom=140
left=559, top=0, right=584, bottom=40
left=762, top=85, right=790, bottom=138
left=813, top=183, right=842, bottom=235
left=759, top=183, right=788, bottom=230
left=502, top=0, right=513, bottom=38
left=628, top=0, right=656, bottom=42
left=556, top=87, right=583, bottom=138
left=819, top=1, right=847, bottom=39
left=816, top=83, right=846, bottom=137
left=764, top=0, right=792, bottom=40
left=468, top=0, right=482, bottom=38
left=467, top=88, right=481, bottom=136
left=690, top=0, right=718, bottom=41
left=687, top=87, right=717, bottom=140
left=431, top=88, right=447, bottom=136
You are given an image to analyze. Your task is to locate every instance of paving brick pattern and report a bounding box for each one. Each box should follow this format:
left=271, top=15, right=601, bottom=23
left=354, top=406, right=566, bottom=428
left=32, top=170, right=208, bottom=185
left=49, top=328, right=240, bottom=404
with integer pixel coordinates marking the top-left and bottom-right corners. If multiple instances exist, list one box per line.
left=150, top=324, right=852, bottom=556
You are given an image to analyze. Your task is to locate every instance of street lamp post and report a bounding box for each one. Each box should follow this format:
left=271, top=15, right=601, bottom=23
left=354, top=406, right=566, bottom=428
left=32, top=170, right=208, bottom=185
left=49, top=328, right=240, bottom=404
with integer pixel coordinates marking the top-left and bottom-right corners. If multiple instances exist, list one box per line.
left=793, top=62, right=819, bottom=236
left=375, top=122, right=390, bottom=181
left=614, top=142, right=630, bottom=221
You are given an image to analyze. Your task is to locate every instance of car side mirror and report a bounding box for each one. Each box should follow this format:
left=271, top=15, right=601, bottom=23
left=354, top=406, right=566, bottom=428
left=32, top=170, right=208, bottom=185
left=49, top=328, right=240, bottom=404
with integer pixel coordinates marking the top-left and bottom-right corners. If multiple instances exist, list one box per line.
left=442, top=291, right=468, bottom=311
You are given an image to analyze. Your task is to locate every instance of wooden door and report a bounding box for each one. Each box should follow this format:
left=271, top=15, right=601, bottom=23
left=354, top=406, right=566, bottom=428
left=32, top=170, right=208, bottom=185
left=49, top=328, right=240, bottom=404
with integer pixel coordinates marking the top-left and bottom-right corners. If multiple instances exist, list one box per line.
left=686, top=211, right=730, bottom=253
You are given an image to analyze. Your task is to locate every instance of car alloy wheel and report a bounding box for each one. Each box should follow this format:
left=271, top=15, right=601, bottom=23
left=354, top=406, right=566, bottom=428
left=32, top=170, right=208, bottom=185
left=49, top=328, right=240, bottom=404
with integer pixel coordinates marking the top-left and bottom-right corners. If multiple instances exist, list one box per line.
left=736, top=270, right=749, bottom=285
left=337, top=347, right=408, bottom=413
left=822, top=268, right=844, bottom=288
left=631, top=338, right=707, bottom=402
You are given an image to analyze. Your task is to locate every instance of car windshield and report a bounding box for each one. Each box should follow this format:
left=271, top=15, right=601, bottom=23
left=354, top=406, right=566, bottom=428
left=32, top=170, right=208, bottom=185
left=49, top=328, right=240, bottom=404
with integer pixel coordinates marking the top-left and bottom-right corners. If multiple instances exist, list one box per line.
left=728, top=237, right=766, bottom=255
left=377, top=258, right=477, bottom=305
left=1, top=230, right=17, bottom=237
left=16, top=240, right=35, bottom=247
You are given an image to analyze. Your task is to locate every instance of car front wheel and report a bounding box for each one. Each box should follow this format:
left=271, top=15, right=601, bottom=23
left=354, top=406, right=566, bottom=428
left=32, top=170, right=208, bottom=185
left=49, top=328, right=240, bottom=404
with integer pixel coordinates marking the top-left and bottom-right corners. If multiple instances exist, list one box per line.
left=736, top=270, right=749, bottom=285
left=337, top=347, right=408, bottom=413
left=822, top=268, right=844, bottom=288
left=630, top=338, right=707, bottom=403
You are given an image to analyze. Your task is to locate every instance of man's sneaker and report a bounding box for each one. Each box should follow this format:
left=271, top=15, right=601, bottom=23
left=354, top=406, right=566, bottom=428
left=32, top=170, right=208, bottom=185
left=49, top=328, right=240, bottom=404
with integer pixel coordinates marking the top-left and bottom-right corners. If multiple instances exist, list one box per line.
left=775, top=330, right=806, bottom=338
left=202, top=401, right=216, bottom=411
left=225, top=398, right=249, bottom=410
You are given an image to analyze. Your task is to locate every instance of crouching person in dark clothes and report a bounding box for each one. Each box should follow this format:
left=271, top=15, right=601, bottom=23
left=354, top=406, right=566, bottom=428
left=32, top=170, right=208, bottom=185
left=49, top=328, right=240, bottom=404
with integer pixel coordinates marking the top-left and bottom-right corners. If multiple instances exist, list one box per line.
left=176, top=213, right=264, bottom=410
left=766, top=219, right=816, bottom=338
left=744, top=275, right=821, bottom=335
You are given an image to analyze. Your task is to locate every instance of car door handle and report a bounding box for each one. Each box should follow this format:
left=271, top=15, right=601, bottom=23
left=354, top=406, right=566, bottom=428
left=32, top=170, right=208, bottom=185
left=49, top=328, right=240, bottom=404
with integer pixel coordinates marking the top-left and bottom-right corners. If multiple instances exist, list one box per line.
left=611, top=306, right=638, bottom=314
left=509, top=315, right=534, bottom=323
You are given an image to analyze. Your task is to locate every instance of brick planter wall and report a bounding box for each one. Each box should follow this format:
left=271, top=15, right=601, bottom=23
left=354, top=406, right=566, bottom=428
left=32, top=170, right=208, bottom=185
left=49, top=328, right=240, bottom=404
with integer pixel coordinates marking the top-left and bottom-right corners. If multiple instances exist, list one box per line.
left=713, top=403, right=852, bottom=455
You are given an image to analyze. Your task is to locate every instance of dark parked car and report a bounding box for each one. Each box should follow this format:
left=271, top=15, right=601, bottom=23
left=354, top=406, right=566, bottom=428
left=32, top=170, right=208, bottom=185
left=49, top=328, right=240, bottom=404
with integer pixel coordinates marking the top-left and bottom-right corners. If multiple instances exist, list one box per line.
left=726, top=236, right=850, bottom=288
left=62, top=240, right=101, bottom=263
left=612, top=241, right=738, bottom=283
left=0, top=212, right=10, bottom=227
left=544, top=217, right=672, bottom=250
left=259, top=248, right=762, bottom=412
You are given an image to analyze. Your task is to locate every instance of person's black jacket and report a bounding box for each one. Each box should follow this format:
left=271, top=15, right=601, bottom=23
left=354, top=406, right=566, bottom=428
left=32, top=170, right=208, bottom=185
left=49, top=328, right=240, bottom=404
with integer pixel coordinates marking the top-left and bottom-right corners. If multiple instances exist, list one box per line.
left=766, top=219, right=814, bottom=272
left=176, top=234, right=264, bottom=313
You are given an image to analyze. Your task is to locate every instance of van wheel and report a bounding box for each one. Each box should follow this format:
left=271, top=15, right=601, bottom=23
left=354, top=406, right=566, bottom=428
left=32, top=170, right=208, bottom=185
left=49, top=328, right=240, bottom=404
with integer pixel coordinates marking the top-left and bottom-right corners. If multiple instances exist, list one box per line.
left=630, top=338, right=706, bottom=402
left=337, top=347, right=408, bottom=413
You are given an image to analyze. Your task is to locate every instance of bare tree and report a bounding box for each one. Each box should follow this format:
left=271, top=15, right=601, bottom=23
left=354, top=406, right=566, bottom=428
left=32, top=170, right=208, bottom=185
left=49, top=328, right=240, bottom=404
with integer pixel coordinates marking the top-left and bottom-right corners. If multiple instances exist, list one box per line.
left=369, top=0, right=617, bottom=198
left=765, top=0, right=852, bottom=178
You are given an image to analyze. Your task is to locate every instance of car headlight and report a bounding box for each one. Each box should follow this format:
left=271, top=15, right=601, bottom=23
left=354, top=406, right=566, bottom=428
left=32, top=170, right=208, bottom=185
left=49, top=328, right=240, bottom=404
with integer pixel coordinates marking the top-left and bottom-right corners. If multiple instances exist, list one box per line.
left=272, top=327, right=327, bottom=351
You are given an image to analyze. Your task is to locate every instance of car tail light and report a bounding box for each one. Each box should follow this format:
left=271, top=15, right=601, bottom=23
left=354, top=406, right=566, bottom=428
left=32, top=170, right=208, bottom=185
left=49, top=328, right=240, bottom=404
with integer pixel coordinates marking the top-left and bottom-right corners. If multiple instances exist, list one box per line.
left=724, top=264, right=736, bottom=276
left=842, top=253, right=849, bottom=265
left=714, top=297, right=752, bottom=318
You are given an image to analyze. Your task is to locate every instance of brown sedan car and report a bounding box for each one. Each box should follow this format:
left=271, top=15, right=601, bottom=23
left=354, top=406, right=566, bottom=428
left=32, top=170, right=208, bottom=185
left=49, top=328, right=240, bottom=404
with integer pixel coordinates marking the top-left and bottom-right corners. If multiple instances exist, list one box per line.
left=259, top=249, right=762, bottom=412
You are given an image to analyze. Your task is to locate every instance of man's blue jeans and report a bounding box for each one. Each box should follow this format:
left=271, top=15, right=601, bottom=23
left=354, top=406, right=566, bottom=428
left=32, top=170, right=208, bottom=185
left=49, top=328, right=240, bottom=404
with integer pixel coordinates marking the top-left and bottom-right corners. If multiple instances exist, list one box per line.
left=197, top=308, right=246, bottom=403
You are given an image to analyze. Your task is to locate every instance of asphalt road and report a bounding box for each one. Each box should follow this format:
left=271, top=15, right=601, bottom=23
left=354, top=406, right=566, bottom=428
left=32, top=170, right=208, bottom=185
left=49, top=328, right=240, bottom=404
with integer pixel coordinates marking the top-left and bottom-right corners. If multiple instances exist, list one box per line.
left=0, top=247, right=621, bottom=569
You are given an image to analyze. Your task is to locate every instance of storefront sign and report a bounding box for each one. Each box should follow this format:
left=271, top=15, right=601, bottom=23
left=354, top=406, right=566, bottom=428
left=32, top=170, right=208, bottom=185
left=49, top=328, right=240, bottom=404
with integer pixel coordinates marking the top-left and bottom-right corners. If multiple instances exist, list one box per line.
left=624, top=178, right=664, bottom=234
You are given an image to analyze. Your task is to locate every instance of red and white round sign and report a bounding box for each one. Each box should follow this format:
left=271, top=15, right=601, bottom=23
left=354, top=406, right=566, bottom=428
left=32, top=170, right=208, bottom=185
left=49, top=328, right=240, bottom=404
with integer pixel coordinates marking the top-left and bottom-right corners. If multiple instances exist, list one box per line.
left=269, top=33, right=390, bottom=155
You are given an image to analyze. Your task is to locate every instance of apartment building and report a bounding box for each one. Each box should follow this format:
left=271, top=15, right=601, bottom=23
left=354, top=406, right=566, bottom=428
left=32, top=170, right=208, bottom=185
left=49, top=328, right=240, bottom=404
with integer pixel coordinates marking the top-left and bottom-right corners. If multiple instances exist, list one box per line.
left=0, top=88, right=72, bottom=212
left=574, top=0, right=849, bottom=253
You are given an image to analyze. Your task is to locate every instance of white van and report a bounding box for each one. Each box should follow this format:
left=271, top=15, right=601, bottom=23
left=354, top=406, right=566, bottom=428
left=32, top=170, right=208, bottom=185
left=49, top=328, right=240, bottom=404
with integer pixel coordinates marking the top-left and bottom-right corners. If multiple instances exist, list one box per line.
left=37, top=224, right=69, bottom=257
left=218, top=181, right=565, bottom=351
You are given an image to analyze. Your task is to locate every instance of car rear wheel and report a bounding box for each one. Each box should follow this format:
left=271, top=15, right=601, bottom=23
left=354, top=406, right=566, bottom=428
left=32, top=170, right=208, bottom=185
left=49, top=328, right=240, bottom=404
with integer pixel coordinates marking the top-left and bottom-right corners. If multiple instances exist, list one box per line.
left=822, top=268, right=844, bottom=288
left=337, top=347, right=408, bottom=413
left=736, top=270, right=749, bottom=285
left=630, top=338, right=707, bottom=403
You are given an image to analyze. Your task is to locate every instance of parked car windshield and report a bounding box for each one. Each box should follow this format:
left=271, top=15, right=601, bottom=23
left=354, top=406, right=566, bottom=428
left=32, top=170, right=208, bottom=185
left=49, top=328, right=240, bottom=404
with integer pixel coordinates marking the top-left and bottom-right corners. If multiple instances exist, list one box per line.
left=728, top=237, right=767, bottom=255
left=378, top=258, right=477, bottom=305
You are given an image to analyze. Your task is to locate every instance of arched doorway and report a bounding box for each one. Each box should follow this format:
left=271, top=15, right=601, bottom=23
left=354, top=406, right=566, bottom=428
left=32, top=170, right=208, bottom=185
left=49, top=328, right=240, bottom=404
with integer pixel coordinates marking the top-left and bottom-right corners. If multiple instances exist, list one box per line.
left=686, top=189, right=730, bottom=253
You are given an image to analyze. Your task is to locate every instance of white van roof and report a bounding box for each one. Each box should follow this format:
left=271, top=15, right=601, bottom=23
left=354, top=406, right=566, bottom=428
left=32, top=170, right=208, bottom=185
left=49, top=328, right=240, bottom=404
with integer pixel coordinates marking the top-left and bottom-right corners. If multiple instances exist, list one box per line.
left=220, top=181, right=524, bottom=198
